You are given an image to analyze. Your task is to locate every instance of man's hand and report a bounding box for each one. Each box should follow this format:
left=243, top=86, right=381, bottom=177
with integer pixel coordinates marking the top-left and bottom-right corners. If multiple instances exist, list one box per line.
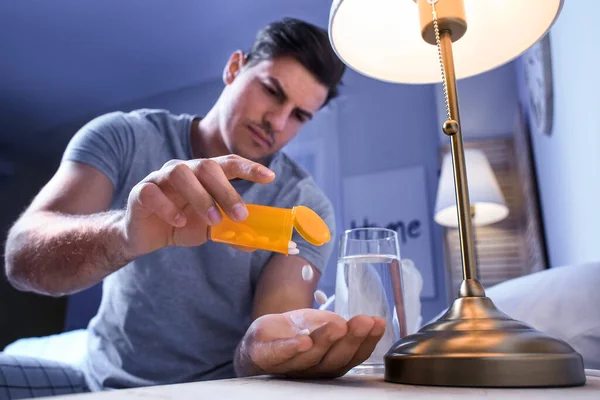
left=123, top=155, right=274, bottom=258
left=236, top=308, right=386, bottom=379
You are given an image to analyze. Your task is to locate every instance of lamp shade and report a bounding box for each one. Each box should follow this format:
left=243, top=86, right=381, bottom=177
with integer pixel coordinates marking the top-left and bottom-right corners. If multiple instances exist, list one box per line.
left=329, top=0, right=563, bottom=84
left=435, top=149, right=508, bottom=227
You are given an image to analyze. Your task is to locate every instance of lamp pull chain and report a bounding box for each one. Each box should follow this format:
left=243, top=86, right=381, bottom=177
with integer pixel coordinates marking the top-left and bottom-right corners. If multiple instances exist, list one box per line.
left=431, top=2, right=451, bottom=121
left=429, top=0, right=478, bottom=285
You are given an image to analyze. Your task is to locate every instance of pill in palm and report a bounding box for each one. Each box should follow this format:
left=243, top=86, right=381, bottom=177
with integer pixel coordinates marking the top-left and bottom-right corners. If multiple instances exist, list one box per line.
left=298, top=329, right=310, bottom=336
left=313, top=289, right=328, bottom=305
left=301, top=264, right=313, bottom=281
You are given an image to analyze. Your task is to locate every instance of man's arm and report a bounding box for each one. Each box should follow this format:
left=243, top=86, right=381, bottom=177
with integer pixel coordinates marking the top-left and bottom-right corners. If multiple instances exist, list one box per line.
left=5, top=155, right=277, bottom=298
left=4, top=161, right=131, bottom=297
left=252, top=254, right=319, bottom=318
left=234, top=253, right=319, bottom=376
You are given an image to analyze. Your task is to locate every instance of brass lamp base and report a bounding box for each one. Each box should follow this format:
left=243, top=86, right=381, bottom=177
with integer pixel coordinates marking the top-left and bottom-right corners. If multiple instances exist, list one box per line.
left=384, top=280, right=586, bottom=388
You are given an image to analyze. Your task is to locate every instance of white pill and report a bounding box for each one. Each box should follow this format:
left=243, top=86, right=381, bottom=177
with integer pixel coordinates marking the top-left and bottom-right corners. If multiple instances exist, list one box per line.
left=288, top=248, right=300, bottom=255
left=301, top=264, right=313, bottom=281
left=298, top=329, right=310, bottom=336
left=314, top=289, right=328, bottom=305
left=288, top=240, right=297, bottom=249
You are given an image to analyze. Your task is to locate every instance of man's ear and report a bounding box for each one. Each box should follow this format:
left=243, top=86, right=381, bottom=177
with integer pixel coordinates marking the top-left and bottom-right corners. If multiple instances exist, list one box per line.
left=223, top=50, right=247, bottom=85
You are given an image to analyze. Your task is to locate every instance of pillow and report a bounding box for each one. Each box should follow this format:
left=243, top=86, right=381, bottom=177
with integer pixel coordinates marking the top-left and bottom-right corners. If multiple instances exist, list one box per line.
left=485, top=262, right=600, bottom=369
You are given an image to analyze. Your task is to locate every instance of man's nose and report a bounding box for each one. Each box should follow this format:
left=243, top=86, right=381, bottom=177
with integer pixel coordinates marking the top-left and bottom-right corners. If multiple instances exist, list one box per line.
left=264, top=108, right=290, bottom=134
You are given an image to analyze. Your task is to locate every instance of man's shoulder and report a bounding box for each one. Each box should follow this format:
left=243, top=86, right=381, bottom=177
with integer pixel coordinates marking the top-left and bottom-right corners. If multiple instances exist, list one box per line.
left=275, top=152, right=313, bottom=182
left=110, top=108, right=195, bottom=131
left=64, top=109, right=195, bottom=189
left=273, top=152, right=324, bottom=197
left=84, top=109, right=196, bottom=148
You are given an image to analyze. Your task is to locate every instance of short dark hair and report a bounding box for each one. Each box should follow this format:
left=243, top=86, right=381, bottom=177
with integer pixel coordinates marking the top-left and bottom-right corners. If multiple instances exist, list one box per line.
left=246, top=18, right=346, bottom=107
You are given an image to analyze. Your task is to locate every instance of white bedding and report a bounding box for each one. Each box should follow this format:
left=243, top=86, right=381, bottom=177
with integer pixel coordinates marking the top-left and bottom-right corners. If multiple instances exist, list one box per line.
left=2, top=328, right=88, bottom=368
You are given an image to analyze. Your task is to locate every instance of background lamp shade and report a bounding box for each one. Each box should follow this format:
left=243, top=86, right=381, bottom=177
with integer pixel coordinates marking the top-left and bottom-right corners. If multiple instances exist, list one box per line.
left=328, top=0, right=563, bottom=84
left=435, top=149, right=508, bottom=227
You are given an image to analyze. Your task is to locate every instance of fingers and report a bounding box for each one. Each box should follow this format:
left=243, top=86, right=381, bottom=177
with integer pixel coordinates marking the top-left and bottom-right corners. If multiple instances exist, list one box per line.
left=186, top=156, right=275, bottom=223
left=189, top=158, right=248, bottom=222
left=133, top=155, right=275, bottom=232
left=213, top=154, right=275, bottom=183
left=269, top=320, right=347, bottom=374
left=244, top=311, right=386, bottom=379
left=131, top=182, right=186, bottom=227
left=282, top=316, right=386, bottom=379
left=338, top=317, right=386, bottom=374
left=315, top=315, right=375, bottom=372
left=250, top=335, right=312, bottom=372
left=164, top=162, right=221, bottom=225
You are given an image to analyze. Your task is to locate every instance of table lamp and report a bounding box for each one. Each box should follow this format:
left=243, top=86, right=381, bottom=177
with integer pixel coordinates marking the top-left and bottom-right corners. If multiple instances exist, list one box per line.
left=435, top=149, right=508, bottom=228
left=329, top=0, right=586, bottom=388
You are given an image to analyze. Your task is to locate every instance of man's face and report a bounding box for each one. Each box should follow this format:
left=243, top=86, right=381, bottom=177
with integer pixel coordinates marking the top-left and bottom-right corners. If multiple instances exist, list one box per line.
left=218, top=54, right=329, bottom=162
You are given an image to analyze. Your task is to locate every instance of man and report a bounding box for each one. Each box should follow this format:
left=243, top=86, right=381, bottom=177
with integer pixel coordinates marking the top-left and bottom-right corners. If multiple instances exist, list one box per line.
left=4, top=18, right=385, bottom=392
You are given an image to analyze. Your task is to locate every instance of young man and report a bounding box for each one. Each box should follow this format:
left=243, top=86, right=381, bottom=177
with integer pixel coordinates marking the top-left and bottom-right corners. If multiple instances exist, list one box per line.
left=4, top=18, right=385, bottom=391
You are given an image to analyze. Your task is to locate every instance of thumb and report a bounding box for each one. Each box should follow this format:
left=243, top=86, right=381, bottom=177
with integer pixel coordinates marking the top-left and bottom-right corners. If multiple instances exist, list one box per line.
left=251, top=336, right=312, bottom=371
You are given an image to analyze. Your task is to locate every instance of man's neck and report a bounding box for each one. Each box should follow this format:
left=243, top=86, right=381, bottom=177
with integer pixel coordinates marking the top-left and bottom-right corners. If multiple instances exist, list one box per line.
left=191, top=108, right=229, bottom=160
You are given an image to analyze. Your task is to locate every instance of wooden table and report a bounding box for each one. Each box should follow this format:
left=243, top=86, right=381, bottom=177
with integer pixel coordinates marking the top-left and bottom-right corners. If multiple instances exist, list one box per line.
left=49, top=370, right=600, bottom=399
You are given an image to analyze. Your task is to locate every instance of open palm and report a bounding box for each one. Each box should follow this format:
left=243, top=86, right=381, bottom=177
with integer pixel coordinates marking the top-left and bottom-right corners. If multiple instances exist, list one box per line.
left=240, top=308, right=386, bottom=378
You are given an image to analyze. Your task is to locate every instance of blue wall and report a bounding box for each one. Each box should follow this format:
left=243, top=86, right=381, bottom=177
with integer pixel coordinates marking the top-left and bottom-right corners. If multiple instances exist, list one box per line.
left=436, top=62, right=519, bottom=142
left=516, top=0, right=600, bottom=268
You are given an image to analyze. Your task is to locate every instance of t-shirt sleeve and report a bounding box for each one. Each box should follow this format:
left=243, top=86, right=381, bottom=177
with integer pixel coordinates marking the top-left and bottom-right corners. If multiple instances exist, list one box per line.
left=290, top=179, right=336, bottom=276
left=61, top=111, right=135, bottom=189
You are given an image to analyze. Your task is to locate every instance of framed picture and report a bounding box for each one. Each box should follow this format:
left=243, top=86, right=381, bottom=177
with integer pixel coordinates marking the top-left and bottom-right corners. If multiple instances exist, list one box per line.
left=522, top=33, right=554, bottom=135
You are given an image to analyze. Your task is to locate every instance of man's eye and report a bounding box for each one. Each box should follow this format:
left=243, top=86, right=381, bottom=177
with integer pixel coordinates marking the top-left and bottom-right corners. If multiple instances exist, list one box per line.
left=295, top=113, right=306, bottom=123
left=264, top=85, right=277, bottom=96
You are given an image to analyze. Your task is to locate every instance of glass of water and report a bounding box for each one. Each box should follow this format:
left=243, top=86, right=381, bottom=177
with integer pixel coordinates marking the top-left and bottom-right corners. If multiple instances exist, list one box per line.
left=335, top=228, right=407, bottom=375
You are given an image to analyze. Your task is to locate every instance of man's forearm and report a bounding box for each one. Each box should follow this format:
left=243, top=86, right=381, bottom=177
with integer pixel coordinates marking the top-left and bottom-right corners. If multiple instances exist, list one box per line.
left=4, top=210, right=133, bottom=297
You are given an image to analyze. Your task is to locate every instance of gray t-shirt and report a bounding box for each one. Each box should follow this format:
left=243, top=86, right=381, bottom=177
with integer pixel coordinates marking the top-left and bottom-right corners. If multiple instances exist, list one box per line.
left=62, top=109, right=335, bottom=390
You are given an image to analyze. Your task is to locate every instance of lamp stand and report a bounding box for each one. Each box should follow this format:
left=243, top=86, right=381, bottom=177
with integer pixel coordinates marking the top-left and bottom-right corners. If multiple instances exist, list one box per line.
left=384, top=0, right=586, bottom=387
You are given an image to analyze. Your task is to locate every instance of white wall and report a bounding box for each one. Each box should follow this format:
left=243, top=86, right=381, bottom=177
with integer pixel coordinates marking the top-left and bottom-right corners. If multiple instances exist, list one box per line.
left=516, top=0, right=600, bottom=268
